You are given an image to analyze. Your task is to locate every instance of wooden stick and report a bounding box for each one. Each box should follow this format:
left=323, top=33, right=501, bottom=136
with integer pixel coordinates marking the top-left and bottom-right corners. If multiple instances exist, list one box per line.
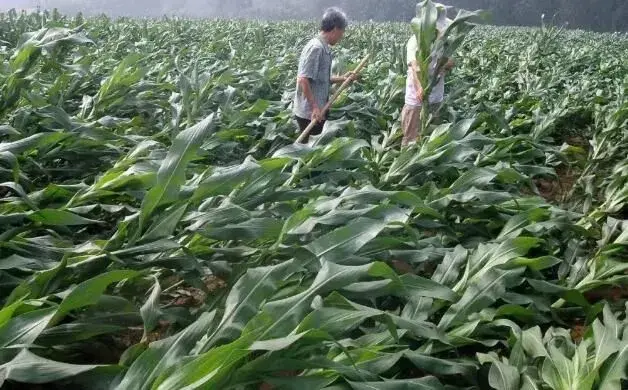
left=295, top=54, right=371, bottom=144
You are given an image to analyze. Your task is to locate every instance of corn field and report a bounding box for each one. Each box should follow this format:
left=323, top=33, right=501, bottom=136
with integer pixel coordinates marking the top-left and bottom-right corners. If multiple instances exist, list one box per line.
left=0, top=7, right=627, bottom=390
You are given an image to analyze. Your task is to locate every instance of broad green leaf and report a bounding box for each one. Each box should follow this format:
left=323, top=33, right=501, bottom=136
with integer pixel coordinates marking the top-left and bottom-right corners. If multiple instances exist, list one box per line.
left=261, top=261, right=387, bottom=338
left=400, top=274, right=458, bottom=301
left=107, top=239, right=181, bottom=258
left=140, top=114, right=216, bottom=229
left=140, top=277, right=163, bottom=340
left=527, top=279, right=590, bottom=307
left=598, top=332, right=628, bottom=390
left=37, top=322, right=123, bottom=345
left=488, top=361, right=520, bottom=390
left=156, top=262, right=394, bottom=389
left=298, top=306, right=377, bottom=337
left=5, top=259, right=67, bottom=305
left=0, top=299, right=24, bottom=328
left=0, top=182, right=36, bottom=210
left=0, top=308, right=56, bottom=361
left=0, top=125, right=20, bottom=136
left=509, top=339, right=526, bottom=369
left=202, top=217, right=284, bottom=242
left=196, top=260, right=299, bottom=353
left=511, top=256, right=562, bottom=271
left=592, top=315, right=620, bottom=368
left=0, top=133, right=66, bottom=154
left=184, top=204, right=251, bottom=231
left=348, top=376, right=444, bottom=390
left=114, top=311, right=216, bottom=390
left=289, top=207, right=376, bottom=236
left=521, top=374, right=541, bottom=390
left=28, top=209, right=101, bottom=226
left=497, top=208, right=551, bottom=240
left=450, top=167, right=497, bottom=192
left=141, top=204, right=188, bottom=242
left=439, top=267, right=524, bottom=329
left=248, top=331, right=313, bottom=352
left=308, top=292, right=443, bottom=342
left=191, top=157, right=260, bottom=201
left=305, top=218, right=388, bottom=263
left=351, top=351, right=406, bottom=377
left=52, top=270, right=140, bottom=323
left=404, top=351, right=477, bottom=378
left=0, top=255, right=53, bottom=271
left=153, top=336, right=251, bottom=390
left=262, top=375, right=335, bottom=389
left=541, top=347, right=568, bottom=390
left=464, top=237, right=541, bottom=285
left=403, top=246, right=467, bottom=321
left=521, top=326, right=548, bottom=358
left=0, top=350, right=100, bottom=384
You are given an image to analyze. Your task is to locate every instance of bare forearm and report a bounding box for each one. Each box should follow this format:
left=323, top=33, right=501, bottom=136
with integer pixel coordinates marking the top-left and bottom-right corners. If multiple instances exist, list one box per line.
left=445, top=57, right=454, bottom=70
left=331, top=75, right=345, bottom=84
left=410, top=61, right=421, bottom=90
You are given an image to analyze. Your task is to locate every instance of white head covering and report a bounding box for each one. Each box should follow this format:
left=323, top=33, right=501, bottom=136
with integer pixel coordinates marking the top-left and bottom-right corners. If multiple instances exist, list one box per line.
left=435, top=3, right=453, bottom=31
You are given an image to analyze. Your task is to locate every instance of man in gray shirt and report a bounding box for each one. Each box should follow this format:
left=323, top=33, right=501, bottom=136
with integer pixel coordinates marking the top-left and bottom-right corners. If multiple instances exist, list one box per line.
left=293, top=8, right=355, bottom=143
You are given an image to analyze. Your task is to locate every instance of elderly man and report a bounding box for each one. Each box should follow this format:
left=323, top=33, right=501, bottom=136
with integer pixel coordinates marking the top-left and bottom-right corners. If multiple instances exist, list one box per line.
left=293, top=8, right=355, bottom=143
left=401, top=4, right=454, bottom=146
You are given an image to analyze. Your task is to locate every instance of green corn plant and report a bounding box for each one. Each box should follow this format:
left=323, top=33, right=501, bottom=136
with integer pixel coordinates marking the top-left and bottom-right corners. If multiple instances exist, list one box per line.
left=411, top=1, right=483, bottom=139
left=0, top=10, right=626, bottom=390
left=478, top=305, right=628, bottom=390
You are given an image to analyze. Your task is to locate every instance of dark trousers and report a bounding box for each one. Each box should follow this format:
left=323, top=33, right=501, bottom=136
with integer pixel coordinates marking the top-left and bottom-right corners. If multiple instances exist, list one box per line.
left=295, top=116, right=326, bottom=143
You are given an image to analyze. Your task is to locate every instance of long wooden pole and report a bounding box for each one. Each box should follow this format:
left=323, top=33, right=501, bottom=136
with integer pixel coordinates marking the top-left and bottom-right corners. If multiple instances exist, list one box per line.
left=295, top=54, right=371, bottom=144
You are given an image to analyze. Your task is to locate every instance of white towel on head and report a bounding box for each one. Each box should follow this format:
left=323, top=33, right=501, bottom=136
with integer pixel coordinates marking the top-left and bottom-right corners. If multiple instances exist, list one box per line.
left=435, top=3, right=453, bottom=32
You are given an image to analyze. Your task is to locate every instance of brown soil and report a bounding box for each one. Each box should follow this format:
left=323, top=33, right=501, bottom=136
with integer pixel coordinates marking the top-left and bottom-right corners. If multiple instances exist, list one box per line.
left=533, top=134, right=589, bottom=203
left=571, top=324, right=587, bottom=343
left=583, top=285, right=628, bottom=304
left=111, top=276, right=227, bottom=361
left=166, top=276, right=227, bottom=307
left=392, top=260, right=415, bottom=275
left=564, top=136, right=589, bottom=149
left=111, top=323, right=166, bottom=356
left=536, top=165, right=578, bottom=203
left=170, top=288, right=206, bottom=307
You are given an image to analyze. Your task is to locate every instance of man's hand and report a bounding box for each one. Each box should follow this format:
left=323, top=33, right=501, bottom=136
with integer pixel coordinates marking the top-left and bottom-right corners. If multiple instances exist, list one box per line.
left=445, top=58, right=454, bottom=71
left=332, top=72, right=359, bottom=84
left=344, top=71, right=358, bottom=82
left=311, top=106, right=323, bottom=123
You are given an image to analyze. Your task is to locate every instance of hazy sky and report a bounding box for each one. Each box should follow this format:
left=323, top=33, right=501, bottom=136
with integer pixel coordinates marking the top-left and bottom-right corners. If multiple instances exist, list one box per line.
left=2, top=0, right=627, bottom=32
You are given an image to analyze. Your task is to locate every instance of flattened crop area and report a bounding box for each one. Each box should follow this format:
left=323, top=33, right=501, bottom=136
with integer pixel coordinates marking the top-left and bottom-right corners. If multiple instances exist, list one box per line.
left=0, top=10, right=627, bottom=390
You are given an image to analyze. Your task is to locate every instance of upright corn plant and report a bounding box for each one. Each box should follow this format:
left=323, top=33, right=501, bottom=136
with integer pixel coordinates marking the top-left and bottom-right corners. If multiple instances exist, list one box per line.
left=411, top=1, right=482, bottom=139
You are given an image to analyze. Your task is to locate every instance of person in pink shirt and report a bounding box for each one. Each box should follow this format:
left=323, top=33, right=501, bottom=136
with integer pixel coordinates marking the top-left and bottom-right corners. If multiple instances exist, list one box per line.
left=401, top=4, right=454, bottom=146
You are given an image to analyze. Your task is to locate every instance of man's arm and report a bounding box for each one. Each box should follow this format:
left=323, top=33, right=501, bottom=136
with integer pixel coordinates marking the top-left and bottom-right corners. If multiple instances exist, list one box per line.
left=331, top=75, right=345, bottom=84
left=410, top=60, right=423, bottom=102
left=331, top=71, right=357, bottom=85
left=437, top=57, right=454, bottom=78
left=297, top=76, right=322, bottom=122
left=297, top=45, right=324, bottom=122
left=445, top=57, right=454, bottom=71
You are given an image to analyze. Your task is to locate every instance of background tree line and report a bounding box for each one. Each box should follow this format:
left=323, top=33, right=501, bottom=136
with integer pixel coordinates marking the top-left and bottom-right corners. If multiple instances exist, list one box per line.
left=318, top=0, right=628, bottom=32
left=4, top=0, right=628, bottom=32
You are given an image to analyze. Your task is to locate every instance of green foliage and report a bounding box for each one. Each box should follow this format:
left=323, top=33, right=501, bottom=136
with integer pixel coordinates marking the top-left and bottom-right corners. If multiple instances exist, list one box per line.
left=0, top=7, right=626, bottom=390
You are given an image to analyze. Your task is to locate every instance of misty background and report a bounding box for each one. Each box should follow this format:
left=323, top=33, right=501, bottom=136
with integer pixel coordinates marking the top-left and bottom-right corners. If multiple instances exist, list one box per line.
left=2, top=0, right=627, bottom=32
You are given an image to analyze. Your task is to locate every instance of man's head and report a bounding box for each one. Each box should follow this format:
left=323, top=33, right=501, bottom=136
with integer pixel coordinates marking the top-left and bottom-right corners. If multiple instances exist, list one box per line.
left=320, top=7, right=348, bottom=46
left=436, top=5, right=452, bottom=37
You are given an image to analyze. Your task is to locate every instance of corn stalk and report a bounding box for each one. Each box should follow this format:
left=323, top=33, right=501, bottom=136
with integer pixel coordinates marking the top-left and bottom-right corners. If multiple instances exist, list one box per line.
left=411, top=1, right=483, bottom=139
